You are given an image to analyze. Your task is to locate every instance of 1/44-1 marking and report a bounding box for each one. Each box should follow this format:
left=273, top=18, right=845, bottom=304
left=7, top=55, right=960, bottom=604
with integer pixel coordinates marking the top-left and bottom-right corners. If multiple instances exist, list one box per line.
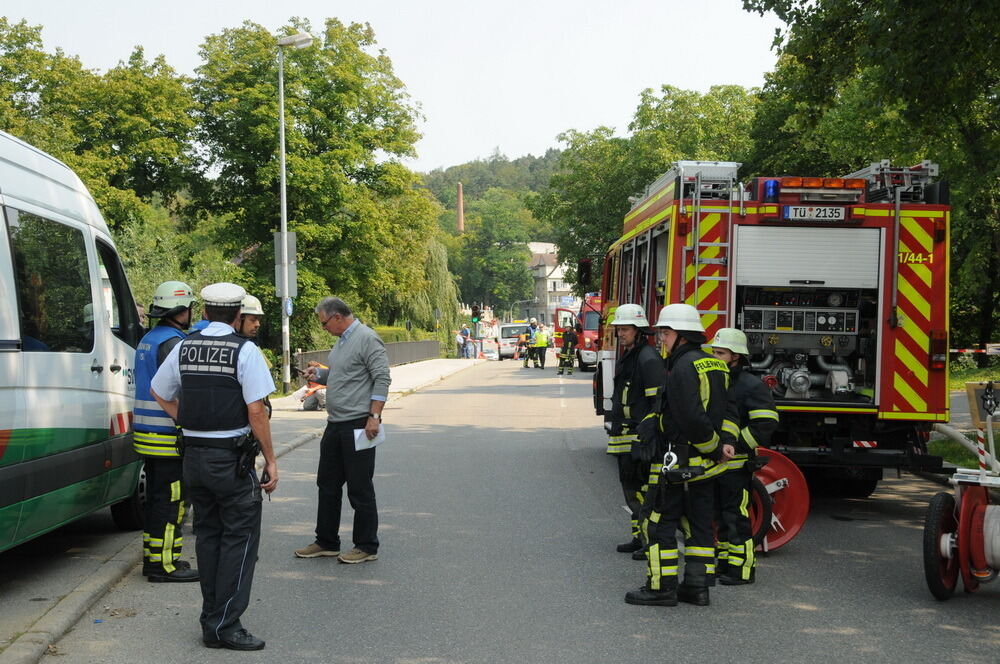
left=898, top=251, right=933, bottom=264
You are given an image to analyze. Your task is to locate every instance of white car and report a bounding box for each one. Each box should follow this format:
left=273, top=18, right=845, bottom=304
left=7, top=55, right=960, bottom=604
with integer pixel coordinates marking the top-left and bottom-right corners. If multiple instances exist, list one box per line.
left=496, top=323, right=531, bottom=360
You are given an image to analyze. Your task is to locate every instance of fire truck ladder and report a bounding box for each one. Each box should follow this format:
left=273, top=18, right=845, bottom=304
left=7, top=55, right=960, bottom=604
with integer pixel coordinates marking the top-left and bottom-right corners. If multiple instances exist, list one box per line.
left=680, top=162, right=739, bottom=323
left=842, top=160, right=941, bottom=327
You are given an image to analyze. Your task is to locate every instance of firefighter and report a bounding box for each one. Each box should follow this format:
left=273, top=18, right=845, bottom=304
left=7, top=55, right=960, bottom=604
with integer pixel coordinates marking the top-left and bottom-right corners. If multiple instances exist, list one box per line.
left=626, top=303, right=733, bottom=607
left=522, top=318, right=538, bottom=368
left=606, top=304, right=662, bottom=555
left=235, top=293, right=273, bottom=418
left=557, top=323, right=579, bottom=375
left=150, top=282, right=278, bottom=650
left=708, top=328, right=779, bottom=585
left=132, top=281, right=199, bottom=583
left=533, top=323, right=551, bottom=369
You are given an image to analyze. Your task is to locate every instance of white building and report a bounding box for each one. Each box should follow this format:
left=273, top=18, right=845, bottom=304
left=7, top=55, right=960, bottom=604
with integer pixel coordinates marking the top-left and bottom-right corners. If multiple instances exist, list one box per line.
left=518, top=242, right=580, bottom=327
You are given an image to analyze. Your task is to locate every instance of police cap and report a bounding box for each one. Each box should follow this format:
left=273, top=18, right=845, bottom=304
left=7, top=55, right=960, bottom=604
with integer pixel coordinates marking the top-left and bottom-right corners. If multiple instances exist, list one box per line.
left=201, top=282, right=246, bottom=307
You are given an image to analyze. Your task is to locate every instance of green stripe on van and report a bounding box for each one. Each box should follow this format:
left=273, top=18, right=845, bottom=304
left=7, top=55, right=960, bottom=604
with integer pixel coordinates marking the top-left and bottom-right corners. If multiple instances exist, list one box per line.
left=0, top=427, right=107, bottom=467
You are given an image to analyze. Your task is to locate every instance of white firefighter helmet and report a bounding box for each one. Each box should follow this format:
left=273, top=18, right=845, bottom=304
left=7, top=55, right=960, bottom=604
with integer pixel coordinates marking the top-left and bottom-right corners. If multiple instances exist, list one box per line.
left=149, top=281, right=197, bottom=318
left=610, top=303, right=650, bottom=328
left=529, top=317, right=538, bottom=324
left=241, top=294, right=264, bottom=316
left=709, top=328, right=749, bottom=355
left=653, top=303, right=705, bottom=332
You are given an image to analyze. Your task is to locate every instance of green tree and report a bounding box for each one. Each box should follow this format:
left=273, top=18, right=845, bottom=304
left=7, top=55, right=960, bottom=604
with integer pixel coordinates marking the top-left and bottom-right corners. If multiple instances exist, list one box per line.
left=192, top=18, right=447, bottom=352
left=743, top=0, right=1000, bottom=349
left=453, top=188, right=533, bottom=311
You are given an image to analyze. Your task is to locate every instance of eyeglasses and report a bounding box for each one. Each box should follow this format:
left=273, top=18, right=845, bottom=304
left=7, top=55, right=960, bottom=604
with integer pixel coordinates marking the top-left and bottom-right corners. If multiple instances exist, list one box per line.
left=319, top=314, right=339, bottom=327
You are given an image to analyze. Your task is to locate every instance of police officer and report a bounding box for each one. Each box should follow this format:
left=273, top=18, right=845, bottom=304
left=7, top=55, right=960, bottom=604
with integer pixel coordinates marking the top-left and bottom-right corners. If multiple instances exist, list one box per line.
left=150, top=283, right=278, bottom=651
left=709, top=328, right=779, bottom=585
left=132, top=281, right=199, bottom=583
left=626, top=304, right=733, bottom=607
left=606, top=304, right=662, bottom=556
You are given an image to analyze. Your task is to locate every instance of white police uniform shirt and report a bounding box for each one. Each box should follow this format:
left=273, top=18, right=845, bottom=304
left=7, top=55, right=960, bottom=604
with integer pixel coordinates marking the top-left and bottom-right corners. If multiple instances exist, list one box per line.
left=151, top=321, right=275, bottom=438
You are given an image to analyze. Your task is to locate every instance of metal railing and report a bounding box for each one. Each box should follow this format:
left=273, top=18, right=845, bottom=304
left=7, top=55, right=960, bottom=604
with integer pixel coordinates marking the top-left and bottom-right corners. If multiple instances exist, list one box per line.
left=294, top=340, right=440, bottom=375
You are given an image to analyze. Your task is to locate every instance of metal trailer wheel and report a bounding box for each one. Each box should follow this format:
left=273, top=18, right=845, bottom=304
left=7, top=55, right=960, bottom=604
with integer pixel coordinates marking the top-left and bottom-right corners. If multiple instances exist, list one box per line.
left=754, top=448, right=810, bottom=552
left=958, top=485, right=989, bottom=593
left=749, top=475, right=773, bottom=548
left=923, top=491, right=959, bottom=600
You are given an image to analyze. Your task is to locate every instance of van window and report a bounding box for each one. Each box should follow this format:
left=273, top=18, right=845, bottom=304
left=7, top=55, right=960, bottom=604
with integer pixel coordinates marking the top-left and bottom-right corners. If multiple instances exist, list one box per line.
left=96, top=240, right=141, bottom=348
left=6, top=207, right=95, bottom=353
left=500, top=325, right=529, bottom=339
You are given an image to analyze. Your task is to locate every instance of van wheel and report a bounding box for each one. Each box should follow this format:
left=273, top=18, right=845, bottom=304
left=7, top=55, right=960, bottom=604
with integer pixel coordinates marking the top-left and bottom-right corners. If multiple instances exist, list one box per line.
left=111, top=463, right=146, bottom=530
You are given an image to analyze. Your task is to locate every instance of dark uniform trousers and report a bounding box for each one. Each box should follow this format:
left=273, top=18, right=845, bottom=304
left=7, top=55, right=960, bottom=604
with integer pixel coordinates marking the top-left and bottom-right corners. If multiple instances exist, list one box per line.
left=316, top=417, right=379, bottom=554
left=183, top=445, right=262, bottom=642
left=646, top=479, right=716, bottom=591
left=715, top=465, right=755, bottom=579
left=618, top=456, right=647, bottom=541
left=142, top=457, right=186, bottom=571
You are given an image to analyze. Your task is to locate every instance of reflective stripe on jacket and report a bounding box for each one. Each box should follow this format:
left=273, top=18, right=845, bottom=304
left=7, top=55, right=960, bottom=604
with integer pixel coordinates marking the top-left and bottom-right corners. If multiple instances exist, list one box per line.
left=133, top=325, right=186, bottom=457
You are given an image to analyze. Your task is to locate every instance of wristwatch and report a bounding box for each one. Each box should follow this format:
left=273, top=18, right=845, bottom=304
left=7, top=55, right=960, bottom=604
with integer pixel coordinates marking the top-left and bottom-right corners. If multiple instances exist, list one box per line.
left=368, top=412, right=382, bottom=421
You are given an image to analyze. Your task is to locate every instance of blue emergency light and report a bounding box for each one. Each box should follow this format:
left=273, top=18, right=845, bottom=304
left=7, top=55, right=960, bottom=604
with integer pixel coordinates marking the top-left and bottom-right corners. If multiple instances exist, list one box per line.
left=763, top=179, right=780, bottom=203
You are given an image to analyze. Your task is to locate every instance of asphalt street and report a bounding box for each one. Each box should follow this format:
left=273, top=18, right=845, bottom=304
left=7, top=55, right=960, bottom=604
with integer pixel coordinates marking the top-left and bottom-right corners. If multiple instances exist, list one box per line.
left=18, top=362, right=1000, bottom=663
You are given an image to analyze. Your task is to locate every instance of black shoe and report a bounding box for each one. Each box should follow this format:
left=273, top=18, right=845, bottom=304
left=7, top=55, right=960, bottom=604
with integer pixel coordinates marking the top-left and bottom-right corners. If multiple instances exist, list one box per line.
left=678, top=584, right=710, bottom=606
left=719, top=568, right=755, bottom=586
left=625, top=585, right=678, bottom=606
left=205, top=628, right=265, bottom=651
left=146, top=564, right=199, bottom=583
left=631, top=549, right=646, bottom=561
left=616, top=537, right=642, bottom=553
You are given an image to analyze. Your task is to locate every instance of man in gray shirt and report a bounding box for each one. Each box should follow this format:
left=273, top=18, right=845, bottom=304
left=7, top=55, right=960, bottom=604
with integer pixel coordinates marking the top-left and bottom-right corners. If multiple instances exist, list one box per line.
left=295, top=297, right=391, bottom=564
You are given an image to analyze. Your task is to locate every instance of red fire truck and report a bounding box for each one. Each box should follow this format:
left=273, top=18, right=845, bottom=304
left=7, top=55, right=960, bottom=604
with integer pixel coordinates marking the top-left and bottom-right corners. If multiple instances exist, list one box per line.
left=554, top=294, right=603, bottom=371
left=593, top=160, right=951, bottom=548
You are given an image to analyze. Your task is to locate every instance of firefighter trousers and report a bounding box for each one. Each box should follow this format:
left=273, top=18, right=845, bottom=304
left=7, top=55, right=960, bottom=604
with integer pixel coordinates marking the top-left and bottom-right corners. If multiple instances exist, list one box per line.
left=183, top=445, right=263, bottom=642
left=617, top=456, right=647, bottom=541
left=715, top=466, right=755, bottom=580
left=646, top=479, right=716, bottom=590
left=141, top=456, right=187, bottom=573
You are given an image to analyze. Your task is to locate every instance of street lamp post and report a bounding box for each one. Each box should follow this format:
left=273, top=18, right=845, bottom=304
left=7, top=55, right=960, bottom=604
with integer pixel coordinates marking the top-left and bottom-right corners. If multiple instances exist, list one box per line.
left=276, top=31, right=312, bottom=393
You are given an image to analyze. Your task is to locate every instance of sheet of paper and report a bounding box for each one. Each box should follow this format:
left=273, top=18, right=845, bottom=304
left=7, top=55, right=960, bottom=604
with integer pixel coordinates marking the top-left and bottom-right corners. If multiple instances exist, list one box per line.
left=354, top=424, right=385, bottom=451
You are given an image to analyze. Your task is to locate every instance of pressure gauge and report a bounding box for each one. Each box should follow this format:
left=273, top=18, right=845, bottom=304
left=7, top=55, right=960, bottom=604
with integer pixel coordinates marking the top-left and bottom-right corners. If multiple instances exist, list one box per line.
left=827, top=293, right=844, bottom=307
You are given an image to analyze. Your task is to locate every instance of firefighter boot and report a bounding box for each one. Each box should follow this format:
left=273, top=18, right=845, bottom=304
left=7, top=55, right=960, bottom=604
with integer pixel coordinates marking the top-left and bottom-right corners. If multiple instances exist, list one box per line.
left=719, top=567, right=755, bottom=586
left=625, top=584, right=678, bottom=607
left=678, top=584, right=710, bottom=606
left=144, top=559, right=199, bottom=583
left=631, top=548, right=646, bottom=561
left=617, top=537, right=642, bottom=553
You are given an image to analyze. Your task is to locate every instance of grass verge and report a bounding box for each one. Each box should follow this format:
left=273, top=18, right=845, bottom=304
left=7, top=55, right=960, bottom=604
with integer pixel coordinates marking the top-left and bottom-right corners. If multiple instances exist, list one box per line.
left=928, top=437, right=979, bottom=468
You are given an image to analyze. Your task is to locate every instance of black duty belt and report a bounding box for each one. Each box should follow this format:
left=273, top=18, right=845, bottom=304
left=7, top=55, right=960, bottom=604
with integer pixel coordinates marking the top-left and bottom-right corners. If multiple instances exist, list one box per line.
left=184, top=435, right=244, bottom=449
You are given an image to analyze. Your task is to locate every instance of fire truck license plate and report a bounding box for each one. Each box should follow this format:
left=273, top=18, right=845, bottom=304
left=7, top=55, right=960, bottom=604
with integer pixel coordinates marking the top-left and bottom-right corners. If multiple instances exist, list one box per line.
left=783, top=205, right=846, bottom=221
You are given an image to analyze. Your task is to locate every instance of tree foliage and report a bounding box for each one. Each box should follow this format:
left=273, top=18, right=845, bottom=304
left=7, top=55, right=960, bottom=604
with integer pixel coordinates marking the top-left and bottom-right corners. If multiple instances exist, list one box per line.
left=743, top=0, right=1000, bottom=348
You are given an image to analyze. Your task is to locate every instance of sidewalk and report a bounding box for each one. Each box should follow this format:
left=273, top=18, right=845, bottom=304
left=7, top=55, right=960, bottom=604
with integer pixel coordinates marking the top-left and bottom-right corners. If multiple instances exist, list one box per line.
left=0, top=357, right=483, bottom=664
left=271, top=358, right=486, bottom=411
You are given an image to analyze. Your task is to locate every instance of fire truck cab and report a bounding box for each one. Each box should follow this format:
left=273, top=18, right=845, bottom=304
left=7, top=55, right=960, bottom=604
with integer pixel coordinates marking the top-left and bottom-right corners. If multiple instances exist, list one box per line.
left=596, top=159, right=951, bottom=497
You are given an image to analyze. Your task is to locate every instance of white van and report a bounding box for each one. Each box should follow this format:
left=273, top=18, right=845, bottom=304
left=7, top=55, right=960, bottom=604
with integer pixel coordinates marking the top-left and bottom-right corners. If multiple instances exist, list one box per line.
left=0, top=130, right=145, bottom=553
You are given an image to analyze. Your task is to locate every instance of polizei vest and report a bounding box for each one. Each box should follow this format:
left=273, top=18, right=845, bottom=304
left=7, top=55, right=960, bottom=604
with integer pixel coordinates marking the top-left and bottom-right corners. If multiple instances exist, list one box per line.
left=177, top=331, right=250, bottom=431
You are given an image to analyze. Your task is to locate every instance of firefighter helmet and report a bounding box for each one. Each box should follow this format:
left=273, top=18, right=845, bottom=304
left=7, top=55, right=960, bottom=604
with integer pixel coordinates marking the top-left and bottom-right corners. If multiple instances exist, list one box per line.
left=529, top=317, right=538, bottom=324
left=149, top=281, right=197, bottom=318
left=653, top=303, right=704, bottom=332
left=241, top=294, right=264, bottom=316
left=709, top=328, right=749, bottom=355
left=610, top=303, right=650, bottom=328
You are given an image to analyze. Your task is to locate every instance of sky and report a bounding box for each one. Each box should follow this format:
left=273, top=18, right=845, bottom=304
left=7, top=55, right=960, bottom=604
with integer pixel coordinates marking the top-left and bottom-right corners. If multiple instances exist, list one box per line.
left=4, top=0, right=784, bottom=173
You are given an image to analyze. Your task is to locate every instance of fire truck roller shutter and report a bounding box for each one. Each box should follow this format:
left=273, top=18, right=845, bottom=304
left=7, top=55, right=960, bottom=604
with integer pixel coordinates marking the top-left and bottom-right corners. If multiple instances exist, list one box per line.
left=735, top=226, right=881, bottom=289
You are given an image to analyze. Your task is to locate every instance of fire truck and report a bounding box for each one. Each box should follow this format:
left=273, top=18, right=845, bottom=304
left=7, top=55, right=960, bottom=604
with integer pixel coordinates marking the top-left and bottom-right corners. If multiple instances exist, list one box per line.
left=593, top=160, right=951, bottom=548
left=554, top=294, right=603, bottom=371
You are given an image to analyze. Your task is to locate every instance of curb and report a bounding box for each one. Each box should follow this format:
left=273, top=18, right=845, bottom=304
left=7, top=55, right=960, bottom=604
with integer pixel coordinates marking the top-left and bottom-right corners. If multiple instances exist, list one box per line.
left=0, top=431, right=320, bottom=664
